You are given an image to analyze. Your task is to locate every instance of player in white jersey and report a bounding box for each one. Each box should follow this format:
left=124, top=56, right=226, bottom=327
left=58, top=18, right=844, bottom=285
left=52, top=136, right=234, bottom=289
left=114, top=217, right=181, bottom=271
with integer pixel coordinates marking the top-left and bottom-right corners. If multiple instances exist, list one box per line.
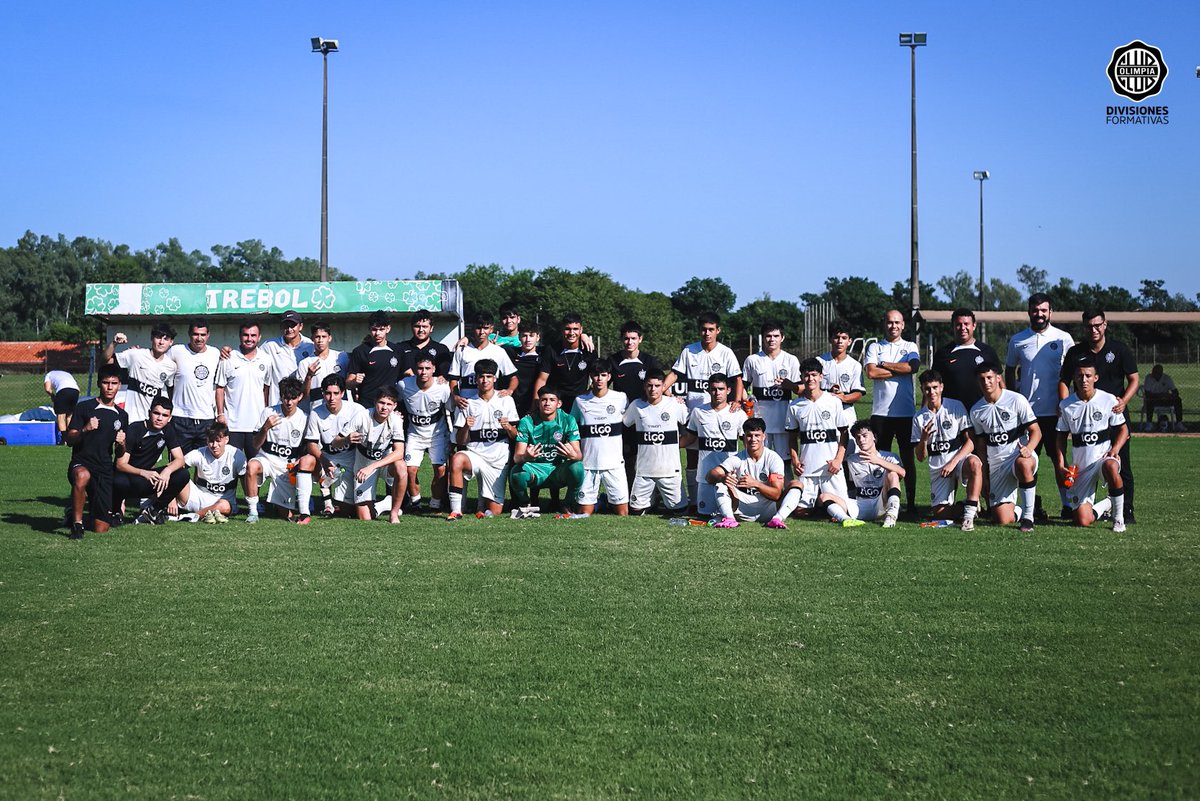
left=817, top=318, right=865, bottom=426
left=624, top=368, right=689, bottom=514
left=44, top=369, right=81, bottom=444
left=664, top=312, right=743, bottom=511
left=817, top=422, right=905, bottom=527
left=215, top=320, right=272, bottom=459
left=741, top=321, right=800, bottom=472
left=912, top=370, right=983, bottom=530
left=570, top=359, right=630, bottom=515
left=295, top=374, right=368, bottom=524
left=259, top=311, right=315, bottom=406
left=970, top=362, right=1041, bottom=532
left=773, top=358, right=849, bottom=525
left=167, top=318, right=222, bottom=454
left=685, top=373, right=747, bottom=518
left=347, top=385, right=407, bottom=522
left=1056, top=358, right=1128, bottom=532
left=173, top=423, right=247, bottom=523
left=707, top=418, right=785, bottom=527
left=105, top=324, right=177, bottom=423
left=449, top=314, right=518, bottom=406
left=244, top=377, right=308, bottom=523
left=296, top=320, right=349, bottom=409
left=864, top=310, right=921, bottom=512
left=400, top=353, right=452, bottom=513
left=447, top=359, right=520, bottom=519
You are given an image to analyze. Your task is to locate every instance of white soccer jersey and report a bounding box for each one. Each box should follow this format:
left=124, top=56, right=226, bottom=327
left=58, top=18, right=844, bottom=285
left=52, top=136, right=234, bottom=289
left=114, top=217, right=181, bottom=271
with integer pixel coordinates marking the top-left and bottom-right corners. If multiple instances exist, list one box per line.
left=845, top=451, right=901, bottom=500
left=718, top=448, right=786, bottom=496
left=1006, top=325, right=1075, bottom=416
left=742, top=351, right=800, bottom=432
left=571, top=390, right=629, bottom=470
left=399, top=377, right=451, bottom=446
left=1057, top=389, right=1126, bottom=469
left=352, top=411, right=406, bottom=464
left=817, top=352, right=866, bottom=421
left=453, top=394, right=519, bottom=466
left=167, top=344, right=221, bottom=419
left=970, top=390, right=1037, bottom=462
left=864, top=338, right=919, bottom=417
left=115, top=348, right=177, bottom=422
left=185, top=445, right=247, bottom=497
left=296, top=350, right=349, bottom=395
left=304, top=399, right=369, bottom=460
left=261, top=336, right=316, bottom=404
left=449, top=343, right=517, bottom=398
left=687, top=404, right=747, bottom=471
left=785, top=392, right=847, bottom=477
left=623, top=398, right=688, bottom=477
left=671, top=342, right=742, bottom=412
left=911, top=398, right=972, bottom=473
left=254, top=405, right=308, bottom=463
left=216, top=350, right=271, bottom=432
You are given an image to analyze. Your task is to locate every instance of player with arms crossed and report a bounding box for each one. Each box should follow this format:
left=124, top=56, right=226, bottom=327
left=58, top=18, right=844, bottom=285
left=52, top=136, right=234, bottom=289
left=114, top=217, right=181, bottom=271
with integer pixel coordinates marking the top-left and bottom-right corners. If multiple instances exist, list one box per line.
left=346, top=385, right=407, bottom=523
left=296, top=374, right=368, bottom=524
left=772, top=358, right=849, bottom=528
left=912, top=370, right=983, bottom=530
left=400, top=353, right=452, bottom=513
left=244, top=377, right=308, bottom=523
left=447, top=360, right=520, bottom=520
left=970, top=362, right=1041, bottom=532
left=570, top=359, right=630, bottom=516
left=817, top=421, right=905, bottom=527
left=624, top=368, right=689, bottom=515
left=1056, top=358, right=1128, bottom=532
left=510, top=386, right=584, bottom=518
left=706, top=417, right=785, bottom=528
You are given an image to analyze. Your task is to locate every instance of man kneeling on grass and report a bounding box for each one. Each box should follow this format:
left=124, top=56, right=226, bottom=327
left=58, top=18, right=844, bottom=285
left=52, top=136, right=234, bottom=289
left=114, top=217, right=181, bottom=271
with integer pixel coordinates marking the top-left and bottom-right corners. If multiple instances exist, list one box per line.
left=1055, top=357, right=1128, bottom=532
left=510, top=385, right=584, bottom=518
left=173, top=422, right=247, bottom=524
left=244, top=377, right=308, bottom=523
left=64, top=364, right=128, bottom=539
left=346, top=385, right=407, bottom=523
left=815, top=421, right=904, bottom=528
left=706, top=417, right=785, bottom=528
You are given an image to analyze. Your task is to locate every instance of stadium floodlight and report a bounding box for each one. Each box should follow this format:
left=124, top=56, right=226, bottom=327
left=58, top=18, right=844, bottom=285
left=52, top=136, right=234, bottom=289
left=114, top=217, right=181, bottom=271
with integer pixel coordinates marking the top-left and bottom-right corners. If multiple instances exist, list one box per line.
left=899, top=32, right=927, bottom=331
left=311, top=37, right=339, bottom=283
left=974, top=170, right=990, bottom=338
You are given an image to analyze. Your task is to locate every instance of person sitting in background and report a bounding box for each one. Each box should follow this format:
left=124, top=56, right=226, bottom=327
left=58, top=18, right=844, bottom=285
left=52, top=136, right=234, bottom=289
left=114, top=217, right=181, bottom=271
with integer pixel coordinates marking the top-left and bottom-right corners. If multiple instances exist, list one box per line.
left=1142, top=364, right=1185, bottom=432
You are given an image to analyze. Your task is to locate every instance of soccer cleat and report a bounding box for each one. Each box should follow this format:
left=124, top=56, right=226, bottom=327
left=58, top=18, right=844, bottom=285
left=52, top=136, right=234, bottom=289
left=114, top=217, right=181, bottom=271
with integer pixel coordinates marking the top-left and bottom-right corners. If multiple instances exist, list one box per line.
left=475, top=510, right=494, bottom=519
left=107, top=514, right=125, bottom=528
left=1112, top=520, right=1127, bottom=533
left=765, top=516, right=787, bottom=530
left=446, top=512, right=463, bottom=522
left=841, top=519, right=866, bottom=528
left=212, top=510, right=228, bottom=524
left=295, top=514, right=312, bottom=525
left=134, top=510, right=158, bottom=526
left=201, top=510, right=219, bottom=524
left=1125, top=511, right=1136, bottom=525
left=711, top=517, right=739, bottom=529
left=69, top=521, right=86, bottom=540
left=321, top=505, right=336, bottom=518
left=882, top=511, right=898, bottom=528
left=1019, top=518, right=1035, bottom=533
left=960, top=517, right=975, bottom=532
left=245, top=511, right=259, bottom=524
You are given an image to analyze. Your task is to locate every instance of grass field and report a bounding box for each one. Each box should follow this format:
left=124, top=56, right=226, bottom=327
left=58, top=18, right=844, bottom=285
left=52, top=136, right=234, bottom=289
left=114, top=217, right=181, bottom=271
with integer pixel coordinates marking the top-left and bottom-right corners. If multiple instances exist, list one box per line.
left=1, top=439, right=1197, bottom=799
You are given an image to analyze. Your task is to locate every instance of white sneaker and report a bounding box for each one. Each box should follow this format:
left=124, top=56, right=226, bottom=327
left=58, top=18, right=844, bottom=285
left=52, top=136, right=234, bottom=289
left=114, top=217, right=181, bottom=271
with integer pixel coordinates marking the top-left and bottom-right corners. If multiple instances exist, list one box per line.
left=961, top=517, right=975, bottom=532
left=245, top=511, right=259, bottom=524
left=882, top=510, right=898, bottom=528
left=1113, top=520, right=1127, bottom=533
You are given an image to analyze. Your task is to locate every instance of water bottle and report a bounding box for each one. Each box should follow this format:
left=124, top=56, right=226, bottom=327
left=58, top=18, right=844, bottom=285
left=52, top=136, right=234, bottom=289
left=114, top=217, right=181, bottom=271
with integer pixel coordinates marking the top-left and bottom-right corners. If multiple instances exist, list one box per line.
left=1062, top=465, right=1079, bottom=489
left=320, top=465, right=344, bottom=489
left=287, top=461, right=297, bottom=486
left=919, top=519, right=955, bottom=528
left=668, top=518, right=690, bottom=527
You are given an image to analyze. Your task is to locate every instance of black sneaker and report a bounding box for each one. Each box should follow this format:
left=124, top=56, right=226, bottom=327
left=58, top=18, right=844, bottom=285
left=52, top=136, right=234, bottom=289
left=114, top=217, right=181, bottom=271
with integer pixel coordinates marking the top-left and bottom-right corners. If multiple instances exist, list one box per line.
left=134, top=510, right=158, bottom=525
left=1019, top=518, right=1035, bottom=534
left=69, top=521, right=86, bottom=540
left=1033, top=507, right=1049, bottom=524
left=320, top=506, right=336, bottom=518
left=1059, top=508, right=1074, bottom=520
left=107, top=514, right=126, bottom=528
left=153, top=509, right=170, bottom=525
left=1125, top=511, right=1136, bottom=525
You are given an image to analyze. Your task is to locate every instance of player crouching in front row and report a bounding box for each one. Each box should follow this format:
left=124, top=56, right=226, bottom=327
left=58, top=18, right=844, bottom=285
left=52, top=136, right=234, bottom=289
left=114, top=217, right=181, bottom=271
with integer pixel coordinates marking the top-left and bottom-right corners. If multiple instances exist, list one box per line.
left=244, top=377, right=308, bottom=523
left=174, top=422, right=247, bottom=524
left=912, top=370, right=983, bottom=531
left=815, top=421, right=905, bottom=528
left=970, top=362, right=1041, bottom=533
left=1056, top=358, right=1128, bottom=533
left=510, top=386, right=584, bottom=518
left=447, top=359, right=520, bottom=520
left=705, top=417, right=785, bottom=528
left=348, top=385, right=407, bottom=523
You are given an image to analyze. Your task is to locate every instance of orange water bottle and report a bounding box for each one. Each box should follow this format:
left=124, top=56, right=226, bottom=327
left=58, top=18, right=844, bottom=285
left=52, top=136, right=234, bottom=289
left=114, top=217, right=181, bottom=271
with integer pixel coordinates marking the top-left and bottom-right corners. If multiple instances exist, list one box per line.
left=1062, top=465, right=1079, bottom=489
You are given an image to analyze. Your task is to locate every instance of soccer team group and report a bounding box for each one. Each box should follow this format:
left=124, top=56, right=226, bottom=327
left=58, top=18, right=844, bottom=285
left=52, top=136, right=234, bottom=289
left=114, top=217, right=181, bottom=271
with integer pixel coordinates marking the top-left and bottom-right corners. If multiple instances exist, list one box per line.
left=54, top=293, right=1138, bottom=539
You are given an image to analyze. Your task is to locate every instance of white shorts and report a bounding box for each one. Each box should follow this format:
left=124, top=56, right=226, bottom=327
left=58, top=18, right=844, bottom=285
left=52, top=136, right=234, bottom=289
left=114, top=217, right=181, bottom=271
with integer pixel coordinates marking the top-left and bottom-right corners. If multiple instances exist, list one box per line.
left=929, top=461, right=968, bottom=507
left=846, top=494, right=885, bottom=521
left=1066, top=456, right=1119, bottom=509
left=182, top=483, right=234, bottom=513
left=727, top=488, right=777, bottom=523
left=792, top=468, right=849, bottom=510
left=251, top=453, right=298, bottom=508
left=462, top=450, right=510, bottom=503
left=577, top=467, right=630, bottom=505
left=630, top=474, right=687, bottom=512
left=987, top=450, right=1036, bottom=507
left=406, top=431, right=449, bottom=468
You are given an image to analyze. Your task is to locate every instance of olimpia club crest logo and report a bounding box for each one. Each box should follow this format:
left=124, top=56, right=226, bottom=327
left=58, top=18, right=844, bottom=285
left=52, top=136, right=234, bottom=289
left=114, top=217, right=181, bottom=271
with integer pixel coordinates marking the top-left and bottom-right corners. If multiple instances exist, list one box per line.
left=1107, top=40, right=1167, bottom=101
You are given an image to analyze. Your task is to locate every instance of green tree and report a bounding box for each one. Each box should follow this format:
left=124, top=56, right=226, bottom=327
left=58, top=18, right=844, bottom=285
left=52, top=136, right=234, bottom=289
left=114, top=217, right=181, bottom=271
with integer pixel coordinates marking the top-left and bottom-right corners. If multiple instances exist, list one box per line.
left=936, top=271, right=980, bottom=310
left=670, top=277, right=736, bottom=323
left=724, top=295, right=806, bottom=354
left=890, top=280, right=946, bottom=312
left=1017, top=264, right=1049, bottom=295
left=801, top=276, right=891, bottom=337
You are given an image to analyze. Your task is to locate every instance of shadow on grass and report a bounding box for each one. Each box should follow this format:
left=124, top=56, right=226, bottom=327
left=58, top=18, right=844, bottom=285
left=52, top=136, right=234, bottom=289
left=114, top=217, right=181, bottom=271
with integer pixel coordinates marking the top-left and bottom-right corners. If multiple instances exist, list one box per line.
left=2, top=512, right=71, bottom=538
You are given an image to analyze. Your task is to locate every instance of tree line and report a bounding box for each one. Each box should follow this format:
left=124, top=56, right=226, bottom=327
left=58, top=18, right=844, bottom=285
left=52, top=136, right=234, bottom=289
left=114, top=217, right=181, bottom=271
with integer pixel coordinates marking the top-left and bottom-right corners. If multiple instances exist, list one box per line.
left=1, top=230, right=1196, bottom=356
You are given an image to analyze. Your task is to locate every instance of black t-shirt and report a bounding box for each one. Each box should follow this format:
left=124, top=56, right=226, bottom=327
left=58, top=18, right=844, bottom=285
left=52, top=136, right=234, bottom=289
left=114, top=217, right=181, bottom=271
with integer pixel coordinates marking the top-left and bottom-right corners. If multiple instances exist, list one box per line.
left=124, top=420, right=181, bottom=471
left=348, top=341, right=403, bottom=404
left=539, top=347, right=594, bottom=411
left=1060, top=339, right=1138, bottom=398
left=608, top=351, right=661, bottom=402
left=69, top=398, right=129, bottom=470
left=396, top=338, right=452, bottom=377
left=931, top=341, right=1000, bottom=411
left=505, top=344, right=548, bottom=417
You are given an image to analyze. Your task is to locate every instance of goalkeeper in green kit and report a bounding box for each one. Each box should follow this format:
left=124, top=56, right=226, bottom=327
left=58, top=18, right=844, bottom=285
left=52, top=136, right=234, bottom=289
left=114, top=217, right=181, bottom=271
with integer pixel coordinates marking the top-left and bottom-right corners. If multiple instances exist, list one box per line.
left=510, top=385, right=584, bottom=517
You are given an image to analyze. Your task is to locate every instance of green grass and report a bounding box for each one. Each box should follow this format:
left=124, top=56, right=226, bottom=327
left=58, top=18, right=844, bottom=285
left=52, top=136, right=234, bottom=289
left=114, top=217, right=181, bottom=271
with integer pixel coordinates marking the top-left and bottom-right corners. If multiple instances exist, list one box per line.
left=1, top=440, right=1198, bottom=799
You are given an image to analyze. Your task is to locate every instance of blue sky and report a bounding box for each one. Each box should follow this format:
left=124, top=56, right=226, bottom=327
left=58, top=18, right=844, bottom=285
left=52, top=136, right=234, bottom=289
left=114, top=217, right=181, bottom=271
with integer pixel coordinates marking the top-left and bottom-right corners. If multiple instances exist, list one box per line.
left=8, top=2, right=1198, bottom=307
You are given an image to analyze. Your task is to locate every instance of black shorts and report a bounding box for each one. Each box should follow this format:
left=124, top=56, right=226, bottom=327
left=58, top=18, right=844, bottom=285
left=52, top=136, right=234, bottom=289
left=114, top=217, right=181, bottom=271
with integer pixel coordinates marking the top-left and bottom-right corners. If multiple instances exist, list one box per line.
left=53, top=388, right=80, bottom=415
left=68, top=462, right=113, bottom=519
left=228, top=430, right=258, bottom=459
left=173, top=417, right=215, bottom=454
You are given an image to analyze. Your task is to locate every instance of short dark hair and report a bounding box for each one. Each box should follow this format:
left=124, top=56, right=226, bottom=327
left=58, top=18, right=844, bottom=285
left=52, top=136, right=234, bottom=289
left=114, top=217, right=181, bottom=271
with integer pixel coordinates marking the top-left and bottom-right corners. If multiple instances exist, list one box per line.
left=206, top=422, right=230, bottom=441
left=375, top=385, right=400, bottom=403
left=644, top=368, right=666, bottom=383
left=98, top=364, right=122, bottom=381
left=697, top=311, right=720, bottom=327
left=589, top=357, right=613, bottom=376
left=742, top=417, right=767, bottom=434
left=707, top=373, right=729, bottom=388
left=310, top=320, right=333, bottom=336
left=518, top=320, right=540, bottom=334
left=759, top=320, right=783, bottom=337
left=850, top=420, right=873, bottom=438
left=1082, top=308, right=1106, bottom=322
left=151, top=323, right=177, bottom=340
left=975, top=360, right=1003, bottom=376
left=472, top=312, right=495, bottom=328
left=620, top=320, right=643, bottom=336
left=278, top=377, right=304, bottom=400
left=188, top=317, right=209, bottom=334
left=561, top=312, right=582, bottom=327
left=919, top=369, right=943, bottom=386
left=412, top=352, right=436, bottom=367
left=1072, top=354, right=1099, bottom=374
left=474, top=358, right=498, bottom=376
left=799, top=357, right=823, bottom=375
left=951, top=308, right=976, bottom=322
left=828, top=318, right=851, bottom=338
left=537, top=385, right=560, bottom=399
left=239, top=318, right=261, bottom=335
left=498, top=301, right=520, bottom=317
left=1028, top=293, right=1052, bottom=309
left=368, top=310, right=391, bottom=327
left=321, top=374, right=346, bottom=392
left=411, top=309, right=433, bottom=325
left=150, top=396, right=174, bottom=413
